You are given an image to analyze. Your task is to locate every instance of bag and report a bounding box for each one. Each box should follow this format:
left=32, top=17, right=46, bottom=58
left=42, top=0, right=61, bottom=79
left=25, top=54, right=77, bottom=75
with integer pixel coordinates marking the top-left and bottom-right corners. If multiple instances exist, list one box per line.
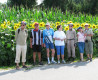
left=85, top=40, right=88, bottom=43
left=18, top=28, right=27, bottom=34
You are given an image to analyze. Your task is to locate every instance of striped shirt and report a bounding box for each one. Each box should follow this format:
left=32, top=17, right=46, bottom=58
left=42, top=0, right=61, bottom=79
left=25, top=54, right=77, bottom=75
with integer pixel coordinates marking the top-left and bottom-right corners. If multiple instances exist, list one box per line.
left=30, top=29, right=43, bottom=45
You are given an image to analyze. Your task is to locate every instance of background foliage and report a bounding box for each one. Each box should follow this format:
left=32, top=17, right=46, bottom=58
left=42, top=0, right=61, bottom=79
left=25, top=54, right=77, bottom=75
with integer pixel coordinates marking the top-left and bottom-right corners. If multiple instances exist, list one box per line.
left=0, top=6, right=98, bottom=66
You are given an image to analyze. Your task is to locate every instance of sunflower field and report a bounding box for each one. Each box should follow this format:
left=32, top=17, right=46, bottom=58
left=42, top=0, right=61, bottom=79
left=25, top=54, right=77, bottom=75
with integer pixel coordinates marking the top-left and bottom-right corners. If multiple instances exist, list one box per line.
left=0, top=7, right=98, bottom=66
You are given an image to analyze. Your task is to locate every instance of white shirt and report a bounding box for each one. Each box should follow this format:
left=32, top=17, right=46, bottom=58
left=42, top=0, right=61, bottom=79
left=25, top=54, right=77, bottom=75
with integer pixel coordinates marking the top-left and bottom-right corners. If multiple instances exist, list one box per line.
left=53, top=31, right=66, bottom=46
left=77, top=32, right=85, bottom=42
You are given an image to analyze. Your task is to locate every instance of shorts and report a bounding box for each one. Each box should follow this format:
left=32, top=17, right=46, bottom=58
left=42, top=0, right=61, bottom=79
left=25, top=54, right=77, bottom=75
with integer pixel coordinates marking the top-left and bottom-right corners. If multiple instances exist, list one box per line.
left=78, top=42, right=85, bottom=53
left=45, top=43, right=54, bottom=49
left=85, top=41, right=93, bottom=54
left=32, top=45, right=42, bottom=52
left=56, top=46, right=65, bottom=55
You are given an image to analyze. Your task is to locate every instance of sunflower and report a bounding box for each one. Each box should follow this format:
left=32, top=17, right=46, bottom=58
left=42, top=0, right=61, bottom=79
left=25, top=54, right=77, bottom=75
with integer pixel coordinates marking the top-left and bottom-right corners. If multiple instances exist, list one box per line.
left=67, top=21, right=73, bottom=24
left=14, top=26, right=18, bottom=30
left=1, top=24, right=4, bottom=28
left=56, top=25, right=59, bottom=28
left=76, top=23, right=80, bottom=28
left=51, top=23, right=55, bottom=26
left=7, top=21, right=10, bottom=25
left=50, top=25, right=53, bottom=28
left=31, top=22, right=39, bottom=28
left=96, top=25, right=98, bottom=28
left=81, top=23, right=85, bottom=27
left=18, top=22, right=21, bottom=24
left=1, top=24, right=7, bottom=29
left=88, top=24, right=91, bottom=28
left=64, top=26, right=69, bottom=31
left=16, top=23, right=20, bottom=27
left=39, top=22, right=45, bottom=27
left=4, top=21, right=6, bottom=25
left=92, top=24, right=96, bottom=29
left=56, top=22, right=60, bottom=25
left=73, top=23, right=76, bottom=28
left=63, top=20, right=66, bottom=22
left=61, top=22, right=64, bottom=26
left=31, top=24, right=35, bottom=28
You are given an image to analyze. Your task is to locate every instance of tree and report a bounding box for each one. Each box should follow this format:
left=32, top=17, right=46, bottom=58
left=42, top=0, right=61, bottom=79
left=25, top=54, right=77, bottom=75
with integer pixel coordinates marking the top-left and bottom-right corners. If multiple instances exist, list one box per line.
left=7, top=0, right=36, bottom=9
left=43, top=0, right=68, bottom=12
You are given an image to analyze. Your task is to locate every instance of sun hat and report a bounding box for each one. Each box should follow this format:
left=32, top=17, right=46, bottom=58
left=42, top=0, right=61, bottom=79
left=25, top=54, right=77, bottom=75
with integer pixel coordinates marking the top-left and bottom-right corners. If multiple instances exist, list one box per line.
left=69, top=23, right=73, bottom=26
left=77, top=27, right=82, bottom=30
left=21, top=21, right=26, bottom=25
left=85, top=23, right=89, bottom=26
left=46, top=22, right=50, bottom=26
left=34, top=22, right=39, bottom=26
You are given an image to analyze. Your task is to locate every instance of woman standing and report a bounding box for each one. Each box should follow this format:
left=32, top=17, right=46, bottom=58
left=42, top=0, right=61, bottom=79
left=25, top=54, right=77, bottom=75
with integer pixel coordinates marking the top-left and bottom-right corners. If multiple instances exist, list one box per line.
left=77, top=27, right=85, bottom=61
left=53, top=25, right=66, bottom=64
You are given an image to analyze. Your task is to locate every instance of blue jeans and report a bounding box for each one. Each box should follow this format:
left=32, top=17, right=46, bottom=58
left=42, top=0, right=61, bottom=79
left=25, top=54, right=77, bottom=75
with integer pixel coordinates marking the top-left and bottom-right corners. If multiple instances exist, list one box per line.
left=45, top=43, right=54, bottom=49
left=56, top=46, right=65, bottom=55
left=78, top=42, right=85, bottom=53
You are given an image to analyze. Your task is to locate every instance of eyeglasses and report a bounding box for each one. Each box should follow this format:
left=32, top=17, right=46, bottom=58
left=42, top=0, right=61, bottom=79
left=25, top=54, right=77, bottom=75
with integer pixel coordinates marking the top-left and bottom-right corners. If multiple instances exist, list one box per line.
left=69, top=26, right=73, bottom=27
left=35, top=25, right=39, bottom=27
left=21, top=25, right=25, bottom=26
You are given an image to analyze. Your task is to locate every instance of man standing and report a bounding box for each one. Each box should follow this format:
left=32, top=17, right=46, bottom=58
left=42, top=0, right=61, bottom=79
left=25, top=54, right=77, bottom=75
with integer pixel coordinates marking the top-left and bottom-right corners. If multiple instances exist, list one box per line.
left=30, top=22, right=43, bottom=65
left=66, top=23, right=77, bottom=61
left=43, top=22, right=57, bottom=64
left=15, top=21, right=28, bottom=70
left=84, top=23, right=93, bottom=61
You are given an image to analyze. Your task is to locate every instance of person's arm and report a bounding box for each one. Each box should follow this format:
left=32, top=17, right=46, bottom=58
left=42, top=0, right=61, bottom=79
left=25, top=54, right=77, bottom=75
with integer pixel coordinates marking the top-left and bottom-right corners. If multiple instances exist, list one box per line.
left=53, top=31, right=61, bottom=40
left=43, top=30, right=46, bottom=47
left=26, top=30, right=28, bottom=40
left=52, top=29, right=54, bottom=38
left=54, top=38, right=61, bottom=40
left=84, top=30, right=93, bottom=37
left=74, top=30, right=77, bottom=43
left=77, top=33, right=79, bottom=37
left=30, top=32, right=32, bottom=48
left=66, top=31, right=68, bottom=43
left=41, top=31, right=43, bottom=47
left=43, top=30, right=45, bottom=44
left=60, top=32, right=66, bottom=41
left=15, top=29, right=18, bottom=41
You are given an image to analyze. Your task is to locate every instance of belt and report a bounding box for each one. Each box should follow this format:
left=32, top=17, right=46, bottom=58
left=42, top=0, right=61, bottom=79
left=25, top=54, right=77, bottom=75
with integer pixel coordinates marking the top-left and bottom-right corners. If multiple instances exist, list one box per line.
left=67, top=39, right=75, bottom=40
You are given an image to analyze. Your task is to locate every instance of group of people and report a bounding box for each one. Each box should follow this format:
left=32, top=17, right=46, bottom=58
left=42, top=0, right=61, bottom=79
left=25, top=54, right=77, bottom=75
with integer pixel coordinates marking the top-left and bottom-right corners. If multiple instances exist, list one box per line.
left=15, top=21, right=93, bottom=70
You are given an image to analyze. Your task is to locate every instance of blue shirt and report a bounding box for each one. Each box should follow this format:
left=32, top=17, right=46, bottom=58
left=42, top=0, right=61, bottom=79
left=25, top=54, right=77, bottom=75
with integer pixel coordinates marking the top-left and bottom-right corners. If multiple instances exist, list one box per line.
left=43, top=28, right=54, bottom=43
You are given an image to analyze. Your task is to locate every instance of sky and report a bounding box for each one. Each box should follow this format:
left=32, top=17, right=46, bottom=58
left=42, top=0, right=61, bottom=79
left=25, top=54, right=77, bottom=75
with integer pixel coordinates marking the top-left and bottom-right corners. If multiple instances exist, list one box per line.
left=0, top=0, right=43, bottom=5
left=0, top=0, right=7, bottom=3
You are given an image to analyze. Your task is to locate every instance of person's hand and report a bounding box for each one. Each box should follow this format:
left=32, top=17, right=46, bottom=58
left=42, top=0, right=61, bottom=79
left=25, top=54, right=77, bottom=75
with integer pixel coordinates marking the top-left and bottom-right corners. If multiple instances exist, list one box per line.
left=84, top=34, right=87, bottom=36
left=61, top=39, right=64, bottom=41
left=43, top=44, right=46, bottom=47
left=41, top=43, right=44, bottom=47
left=57, top=38, right=61, bottom=40
left=30, top=43, right=32, bottom=48
left=74, top=43, right=77, bottom=47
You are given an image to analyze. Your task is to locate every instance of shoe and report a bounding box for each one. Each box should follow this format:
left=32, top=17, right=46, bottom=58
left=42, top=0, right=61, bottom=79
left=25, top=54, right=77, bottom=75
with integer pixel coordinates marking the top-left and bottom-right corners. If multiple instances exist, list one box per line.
left=39, top=62, right=43, bottom=65
left=16, top=66, right=20, bottom=70
left=33, top=62, right=36, bottom=66
left=51, top=60, right=57, bottom=64
left=58, top=60, right=60, bottom=64
left=86, top=58, right=90, bottom=61
left=67, top=57, right=71, bottom=62
left=48, top=61, right=51, bottom=64
left=72, top=57, right=75, bottom=61
left=80, top=58, right=84, bottom=62
left=90, top=58, right=92, bottom=62
left=62, top=60, right=66, bottom=64
left=22, top=65, right=28, bottom=68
